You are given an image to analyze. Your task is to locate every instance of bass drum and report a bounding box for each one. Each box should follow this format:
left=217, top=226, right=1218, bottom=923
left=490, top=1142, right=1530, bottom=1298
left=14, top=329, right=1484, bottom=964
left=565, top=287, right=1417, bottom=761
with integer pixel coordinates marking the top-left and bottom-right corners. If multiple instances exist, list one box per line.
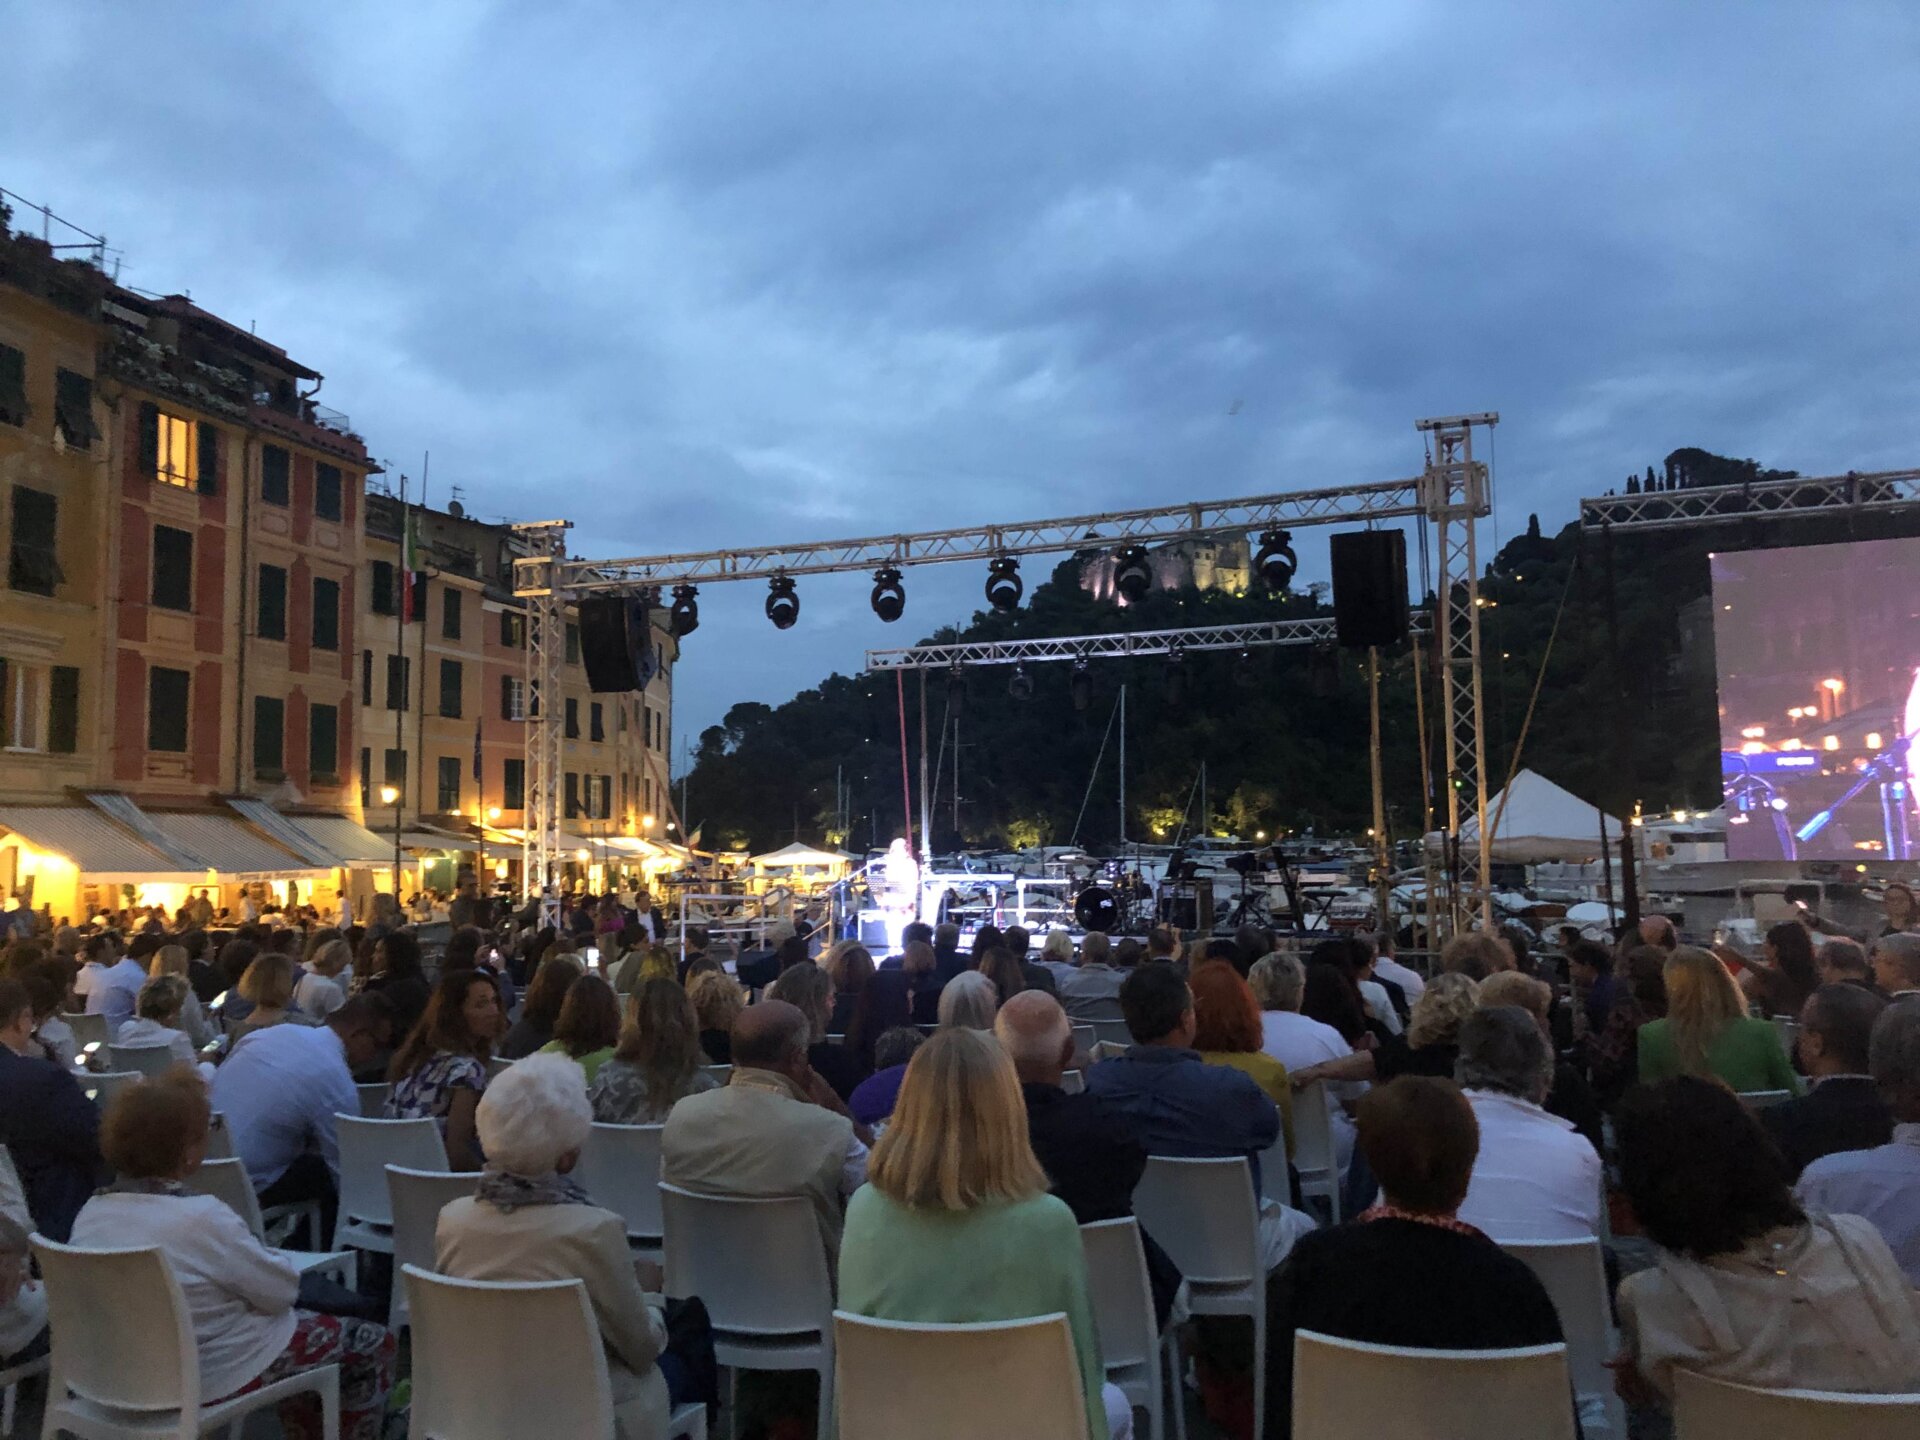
left=1073, top=884, right=1120, bottom=934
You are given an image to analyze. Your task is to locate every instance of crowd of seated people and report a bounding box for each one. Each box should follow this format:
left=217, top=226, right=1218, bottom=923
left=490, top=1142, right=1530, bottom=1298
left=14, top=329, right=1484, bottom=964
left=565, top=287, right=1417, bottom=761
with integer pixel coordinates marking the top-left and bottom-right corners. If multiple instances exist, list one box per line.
left=5, top=888, right=1920, bottom=1440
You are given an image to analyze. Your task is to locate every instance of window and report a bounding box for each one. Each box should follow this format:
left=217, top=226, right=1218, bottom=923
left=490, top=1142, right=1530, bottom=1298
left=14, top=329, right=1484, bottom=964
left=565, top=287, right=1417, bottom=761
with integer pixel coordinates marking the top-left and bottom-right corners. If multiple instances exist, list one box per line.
left=0, top=344, right=24, bottom=426
left=359, top=747, right=371, bottom=807
left=500, top=611, right=525, bottom=648
left=261, top=445, right=290, bottom=506
left=590, top=702, right=604, bottom=742
left=360, top=649, right=373, bottom=706
left=599, top=775, right=614, bottom=820
left=501, top=675, right=526, bottom=721
left=437, top=756, right=461, bottom=812
left=0, top=661, right=71, bottom=752
left=53, top=369, right=95, bottom=450
left=48, top=666, right=78, bottom=754
left=9, top=487, right=58, bottom=596
left=383, top=748, right=407, bottom=794
left=253, top=696, right=284, bottom=778
left=565, top=697, right=580, bottom=740
left=503, top=758, right=525, bottom=811
left=147, top=667, right=189, bottom=752
left=312, top=576, right=341, bottom=650
left=408, top=573, right=426, bottom=623
left=641, top=703, right=651, bottom=750
left=309, top=703, right=338, bottom=782
left=385, top=654, right=411, bottom=711
left=369, top=559, right=396, bottom=616
left=151, top=525, right=193, bottom=611
left=256, top=564, right=287, bottom=640
left=442, top=587, right=462, bottom=640
left=315, top=463, right=343, bottom=522
left=564, top=771, right=581, bottom=819
left=565, top=623, right=580, bottom=665
left=439, top=659, right=463, bottom=718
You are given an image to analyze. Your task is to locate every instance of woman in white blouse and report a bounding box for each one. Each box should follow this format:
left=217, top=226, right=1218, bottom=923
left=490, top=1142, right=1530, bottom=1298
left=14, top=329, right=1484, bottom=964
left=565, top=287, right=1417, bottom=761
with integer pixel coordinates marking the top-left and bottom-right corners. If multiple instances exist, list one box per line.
left=0, top=1145, right=47, bottom=1366
left=67, top=1072, right=395, bottom=1440
left=114, top=975, right=201, bottom=1068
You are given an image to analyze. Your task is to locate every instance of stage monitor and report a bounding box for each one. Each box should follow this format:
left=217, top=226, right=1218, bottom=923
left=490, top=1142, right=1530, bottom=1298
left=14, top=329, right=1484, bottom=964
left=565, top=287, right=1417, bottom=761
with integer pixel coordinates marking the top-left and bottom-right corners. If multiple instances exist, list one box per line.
left=1712, top=536, right=1920, bottom=862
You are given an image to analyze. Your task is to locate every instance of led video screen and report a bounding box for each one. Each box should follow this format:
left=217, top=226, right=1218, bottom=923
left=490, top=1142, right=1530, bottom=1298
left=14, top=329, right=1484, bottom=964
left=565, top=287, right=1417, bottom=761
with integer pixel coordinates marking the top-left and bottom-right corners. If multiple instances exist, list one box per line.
left=1713, top=536, right=1920, bottom=861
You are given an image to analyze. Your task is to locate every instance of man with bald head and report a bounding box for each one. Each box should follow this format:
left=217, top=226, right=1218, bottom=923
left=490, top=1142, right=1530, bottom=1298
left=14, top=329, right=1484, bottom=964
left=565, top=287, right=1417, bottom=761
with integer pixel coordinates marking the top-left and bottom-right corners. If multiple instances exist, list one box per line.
left=662, top=997, right=869, bottom=1269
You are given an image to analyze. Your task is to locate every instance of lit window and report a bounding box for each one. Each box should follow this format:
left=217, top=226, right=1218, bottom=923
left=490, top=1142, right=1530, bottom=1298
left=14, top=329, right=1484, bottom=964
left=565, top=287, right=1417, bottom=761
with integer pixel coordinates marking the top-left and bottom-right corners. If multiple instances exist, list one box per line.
left=155, top=412, right=197, bottom=488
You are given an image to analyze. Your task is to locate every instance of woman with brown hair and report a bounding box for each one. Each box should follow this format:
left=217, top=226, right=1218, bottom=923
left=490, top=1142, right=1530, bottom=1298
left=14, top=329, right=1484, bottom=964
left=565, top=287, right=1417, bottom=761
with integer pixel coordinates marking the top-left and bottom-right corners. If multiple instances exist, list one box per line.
left=538, top=972, right=622, bottom=1082
left=1637, top=946, right=1801, bottom=1095
left=838, top=1028, right=1125, bottom=1439
left=975, top=946, right=1026, bottom=1007
left=385, top=969, right=502, bottom=1169
left=821, top=939, right=875, bottom=1035
left=1190, top=959, right=1295, bottom=1154
left=500, top=953, right=583, bottom=1059
left=587, top=978, right=718, bottom=1123
left=768, top=960, right=867, bottom=1100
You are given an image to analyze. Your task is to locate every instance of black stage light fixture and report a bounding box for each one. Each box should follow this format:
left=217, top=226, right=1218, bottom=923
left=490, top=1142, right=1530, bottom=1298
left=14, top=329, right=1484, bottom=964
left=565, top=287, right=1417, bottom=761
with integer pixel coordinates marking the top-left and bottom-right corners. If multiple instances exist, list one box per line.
left=1310, top=642, right=1340, bottom=696
left=1165, top=646, right=1187, bottom=706
left=870, top=566, right=906, bottom=622
left=1008, top=664, right=1035, bottom=701
left=765, top=574, right=800, bottom=630
left=947, top=664, right=968, bottom=714
left=985, top=556, right=1023, bottom=612
left=1234, top=646, right=1261, bottom=689
left=1254, top=529, right=1297, bottom=592
left=1070, top=658, right=1092, bottom=711
left=669, top=584, right=699, bottom=637
left=1113, top=544, right=1153, bottom=604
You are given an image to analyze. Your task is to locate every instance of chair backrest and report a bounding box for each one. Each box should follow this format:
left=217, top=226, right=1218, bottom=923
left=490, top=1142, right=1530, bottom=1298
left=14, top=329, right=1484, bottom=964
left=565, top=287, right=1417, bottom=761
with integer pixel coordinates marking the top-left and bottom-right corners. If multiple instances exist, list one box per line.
left=833, top=1310, right=1088, bottom=1440
left=660, top=1182, right=833, bottom=1335
left=1061, top=1068, right=1085, bottom=1096
left=357, top=1082, right=391, bottom=1119
left=1737, top=1089, right=1792, bottom=1110
left=1090, top=1018, right=1134, bottom=1047
left=404, top=1264, right=615, bottom=1440
left=1292, top=1329, right=1576, bottom=1440
left=31, top=1236, right=201, bottom=1415
left=1079, top=1218, right=1155, bottom=1371
left=701, top=1064, right=732, bottom=1084
left=205, top=1111, right=236, bottom=1160
left=1131, top=1155, right=1258, bottom=1286
left=64, top=1011, right=109, bottom=1049
left=1672, top=1368, right=1920, bottom=1439
left=485, top=1055, right=515, bottom=1081
left=1291, top=1081, right=1337, bottom=1179
left=1500, top=1238, right=1626, bottom=1436
left=79, top=1071, right=141, bottom=1108
left=1070, top=1022, right=1097, bottom=1054
left=575, top=1122, right=666, bottom=1243
left=1769, top=1015, right=1799, bottom=1051
left=336, top=1114, right=449, bottom=1228
left=388, top=1166, right=479, bottom=1276
left=187, top=1156, right=268, bottom=1241
left=109, top=1044, right=183, bottom=1079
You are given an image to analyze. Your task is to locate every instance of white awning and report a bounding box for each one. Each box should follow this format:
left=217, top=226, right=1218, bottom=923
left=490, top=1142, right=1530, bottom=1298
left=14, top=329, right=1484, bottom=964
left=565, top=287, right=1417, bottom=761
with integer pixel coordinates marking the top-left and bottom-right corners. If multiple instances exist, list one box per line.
left=281, top=814, right=394, bottom=866
left=0, top=806, right=200, bottom=882
left=145, top=812, right=325, bottom=879
left=223, top=797, right=349, bottom=868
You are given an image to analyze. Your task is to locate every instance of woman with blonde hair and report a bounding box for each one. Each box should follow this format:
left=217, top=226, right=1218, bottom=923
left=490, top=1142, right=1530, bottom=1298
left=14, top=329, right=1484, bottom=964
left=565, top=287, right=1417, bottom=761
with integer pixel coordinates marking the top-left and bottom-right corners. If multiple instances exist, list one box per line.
left=227, top=952, right=306, bottom=1043
left=148, top=942, right=215, bottom=1047
left=1288, top=972, right=1483, bottom=1089
left=821, top=939, right=875, bottom=1034
left=1636, top=946, right=1801, bottom=1095
left=688, top=968, right=744, bottom=1064
left=839, top=1028, right=1128, bottom=1439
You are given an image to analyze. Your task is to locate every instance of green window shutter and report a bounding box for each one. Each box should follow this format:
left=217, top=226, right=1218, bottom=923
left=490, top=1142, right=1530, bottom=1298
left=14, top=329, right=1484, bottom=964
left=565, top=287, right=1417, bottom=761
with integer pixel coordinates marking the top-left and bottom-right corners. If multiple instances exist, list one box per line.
left=48, top=667, right=80, bottom=754
left=0, top=345, right=26, bottom=426
left=196, top=422, right=220, bottom=494
left=137, top=402, right=160, bottom=470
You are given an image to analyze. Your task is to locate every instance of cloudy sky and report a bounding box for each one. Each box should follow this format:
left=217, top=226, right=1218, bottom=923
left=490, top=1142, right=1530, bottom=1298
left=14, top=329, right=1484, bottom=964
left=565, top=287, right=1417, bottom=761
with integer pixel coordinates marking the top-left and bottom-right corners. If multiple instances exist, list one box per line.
left=5, top=2, right=1916, bottom=753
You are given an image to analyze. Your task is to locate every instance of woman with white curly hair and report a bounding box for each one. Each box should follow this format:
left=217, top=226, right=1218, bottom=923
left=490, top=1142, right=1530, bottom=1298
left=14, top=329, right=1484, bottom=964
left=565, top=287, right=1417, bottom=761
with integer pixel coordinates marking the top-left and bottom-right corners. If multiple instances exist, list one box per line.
left=434, top=1052, right=673, bottom=1438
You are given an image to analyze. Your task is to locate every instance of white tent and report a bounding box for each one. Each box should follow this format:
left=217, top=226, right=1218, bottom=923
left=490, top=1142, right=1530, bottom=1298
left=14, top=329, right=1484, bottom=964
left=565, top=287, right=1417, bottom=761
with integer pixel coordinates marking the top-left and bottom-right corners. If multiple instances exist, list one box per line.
left=746, top=841, right=853, bottom=872
left=1452, top=769, right=1623, bottom=863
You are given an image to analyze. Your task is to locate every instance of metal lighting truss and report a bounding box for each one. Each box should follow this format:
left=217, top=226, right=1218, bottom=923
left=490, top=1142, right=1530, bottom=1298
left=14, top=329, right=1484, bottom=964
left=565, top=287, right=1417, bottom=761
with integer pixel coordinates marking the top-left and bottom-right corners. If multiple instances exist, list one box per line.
left=512, top=520, right=570, bottom=922
left=865, top=611, right=1433, bottom=671
left=1578, top=468, right=1920, bottom=532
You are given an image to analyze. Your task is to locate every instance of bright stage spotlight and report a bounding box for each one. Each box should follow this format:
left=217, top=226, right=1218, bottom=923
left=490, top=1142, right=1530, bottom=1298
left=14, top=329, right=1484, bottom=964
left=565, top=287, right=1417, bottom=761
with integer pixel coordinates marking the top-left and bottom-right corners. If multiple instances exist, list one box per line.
left=870, top=566, right=906, bottom=622
left=669, top=584, right=700, bottom=637
left=985, top=556, right=1023, bottom=611
left=1070, top=658, right=1092, bottom=711
left=1254, top=530, right=1297, bottom=592
left=765, top=575, right=800, bottom=630
left=1113, top=545, right=1153, bottom=604
left=1008, top=664, right=1035, bottom=701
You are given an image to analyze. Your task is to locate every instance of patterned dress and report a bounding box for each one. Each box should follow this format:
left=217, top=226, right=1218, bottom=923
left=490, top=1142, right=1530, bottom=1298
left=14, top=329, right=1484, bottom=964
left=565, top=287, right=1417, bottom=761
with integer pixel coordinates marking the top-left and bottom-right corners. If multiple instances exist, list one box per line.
left=384, top=1050, right=488, bottom=1132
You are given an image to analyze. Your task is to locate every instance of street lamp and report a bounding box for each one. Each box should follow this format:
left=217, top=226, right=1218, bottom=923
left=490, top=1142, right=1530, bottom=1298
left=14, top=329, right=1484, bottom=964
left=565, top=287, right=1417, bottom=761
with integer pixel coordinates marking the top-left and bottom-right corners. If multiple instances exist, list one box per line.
left=379, top=785, right=401, bottom=898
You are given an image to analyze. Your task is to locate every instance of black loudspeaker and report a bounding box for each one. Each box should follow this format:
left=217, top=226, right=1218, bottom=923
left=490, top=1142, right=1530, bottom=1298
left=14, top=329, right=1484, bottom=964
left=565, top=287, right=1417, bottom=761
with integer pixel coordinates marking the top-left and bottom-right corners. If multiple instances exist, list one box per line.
left=1329, top=530, right=1409, bottom=648
left=578, top=596, right=657, bottom=693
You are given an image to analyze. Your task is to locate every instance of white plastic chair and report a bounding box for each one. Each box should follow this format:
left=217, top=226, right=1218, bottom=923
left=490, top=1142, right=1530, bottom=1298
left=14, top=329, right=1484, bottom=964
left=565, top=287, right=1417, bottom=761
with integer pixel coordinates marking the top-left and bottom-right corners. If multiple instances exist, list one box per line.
left=0, top=1350, right=48, bottom=1436
left=1737, top=1089, right=1793, bottom=1109
left=1070, top=1022, right=1098, bottom=1054
left=1080, top=1218, right=1183, bottom=1440
left=1061, top=1068, right=1086, bottom=1096
left=701, top=1064, right=733, bottom=1085
left=109, top=1044, right=184, bottom=1078
left=1090, top=1018, right=1134, bottom=1048
left=331, top=1114, right=448, bottom=1253
left=1132, top=1155, right=1266, bottom=1440
left=1672, top=1367, right=1920, bottom=1438
left=485, top=1055, right=516, bottom=1081
left=63, top=1012, right=109, bottom=1049
left=185, top=1157, right=356, bottom=1287
left=385, top=1165, right=478, bottom=1331
left=356, top=1082, right=390, bottom=1119
left=203, top=1113, right=235, bottom=1161
left=576, top=1122, right=667, bottom=1254
left=1501, top=1237, right=1626, bottom=1438
left=1289, top=1081, right=1341, bottom=1221
left=404, top=1264, right=707, bottom=1440
left=832, top=1311, right=1086, bottom=1440
left=79, top=1071, right=141, bottom=1109
left=32, top=1234, right=340, bottom=1440
left=1291, top=1329, right=1576, bottom=1439
left=660, top=1182, right=833, bottom=1440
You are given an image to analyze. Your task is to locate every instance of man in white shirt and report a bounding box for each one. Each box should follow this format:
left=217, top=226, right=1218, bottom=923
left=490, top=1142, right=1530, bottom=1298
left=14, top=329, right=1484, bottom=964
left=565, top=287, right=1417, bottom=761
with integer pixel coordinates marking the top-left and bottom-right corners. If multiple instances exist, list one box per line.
left=208, top=993, right=393, bottom=1244
left=1367, top=934, right=1426, bottom=1004
left=1454, top=1006, right=1602, bottom=1240
left=1058, top=931, right=1127, bottom=1022
left=1251, top=952, right=1361, bottom=1177
left=1797, top=1000, right=1920, bottom=1282
left=76, top=934, right=147, bottom=1027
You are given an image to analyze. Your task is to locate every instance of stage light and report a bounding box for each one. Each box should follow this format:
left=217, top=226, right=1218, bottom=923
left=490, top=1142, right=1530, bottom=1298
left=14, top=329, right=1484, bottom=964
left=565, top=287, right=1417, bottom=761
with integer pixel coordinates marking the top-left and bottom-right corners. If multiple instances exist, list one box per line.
left=870, top=566, right=906, bottom=623
left=1821, top=677, right=1845, bottom=693
left=765, top=575, right=800, bottom=629
left=1867, top=731, right=1884, bottom=749
left=947, top=664, right=967, bottom=714
left=1113, top=545, right=1153, bottom=604
left=1165, top=647, right=1187, bottom=705
left=985, top=556, right=1023, bottom=611
left=1008, top=664, right=1035, bottom=701
left=669, top=584, right=700, bottom=637
left=1823, top=735, right=1840, bottom=752
left=1254, top=529, right=1297, bottom=592
left=1239, top=647, right=1265, bottom=690
left=1070, top=658, right=1092, bottom=711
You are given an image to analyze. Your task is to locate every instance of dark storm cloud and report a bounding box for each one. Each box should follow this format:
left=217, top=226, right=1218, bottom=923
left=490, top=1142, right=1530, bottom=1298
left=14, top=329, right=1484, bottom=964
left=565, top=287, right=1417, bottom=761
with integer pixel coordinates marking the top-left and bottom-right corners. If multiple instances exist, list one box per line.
left=4, top=1, right=1918, bottom=743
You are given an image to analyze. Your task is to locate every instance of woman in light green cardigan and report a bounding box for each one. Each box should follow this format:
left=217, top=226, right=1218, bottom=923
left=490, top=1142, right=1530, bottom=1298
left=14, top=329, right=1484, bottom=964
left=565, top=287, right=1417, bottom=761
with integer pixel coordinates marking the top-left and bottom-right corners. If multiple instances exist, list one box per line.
left=1636, top=947, right=1802, bottom=1096
left=838, top=1027, right=1122, bottom=1440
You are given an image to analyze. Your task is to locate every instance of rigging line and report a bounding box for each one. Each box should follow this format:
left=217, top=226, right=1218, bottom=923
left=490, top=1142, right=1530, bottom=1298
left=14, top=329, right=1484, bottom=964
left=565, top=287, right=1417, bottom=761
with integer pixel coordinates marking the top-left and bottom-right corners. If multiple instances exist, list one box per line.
left=1069, top=688, right=1125, bottom=847
left=1485, top=552, right=1580, bottom=848
left=929, top=697, right=952, bottom=821
left=1170, top=765, right=1204, bottom=848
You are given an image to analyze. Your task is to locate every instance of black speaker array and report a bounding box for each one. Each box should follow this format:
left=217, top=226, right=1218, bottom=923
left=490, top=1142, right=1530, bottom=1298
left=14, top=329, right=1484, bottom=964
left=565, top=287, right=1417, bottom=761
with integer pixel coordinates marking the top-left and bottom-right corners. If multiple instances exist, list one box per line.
left=578, top=595, right=658, bottom=693
left=1329, top=530, right=1410, bottom=649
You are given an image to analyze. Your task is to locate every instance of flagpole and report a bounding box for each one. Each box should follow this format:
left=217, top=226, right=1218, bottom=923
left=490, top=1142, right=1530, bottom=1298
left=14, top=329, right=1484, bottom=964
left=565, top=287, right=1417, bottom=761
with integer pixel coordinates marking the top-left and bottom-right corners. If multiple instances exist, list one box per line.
left=390, top=468, right=406, bottom=897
